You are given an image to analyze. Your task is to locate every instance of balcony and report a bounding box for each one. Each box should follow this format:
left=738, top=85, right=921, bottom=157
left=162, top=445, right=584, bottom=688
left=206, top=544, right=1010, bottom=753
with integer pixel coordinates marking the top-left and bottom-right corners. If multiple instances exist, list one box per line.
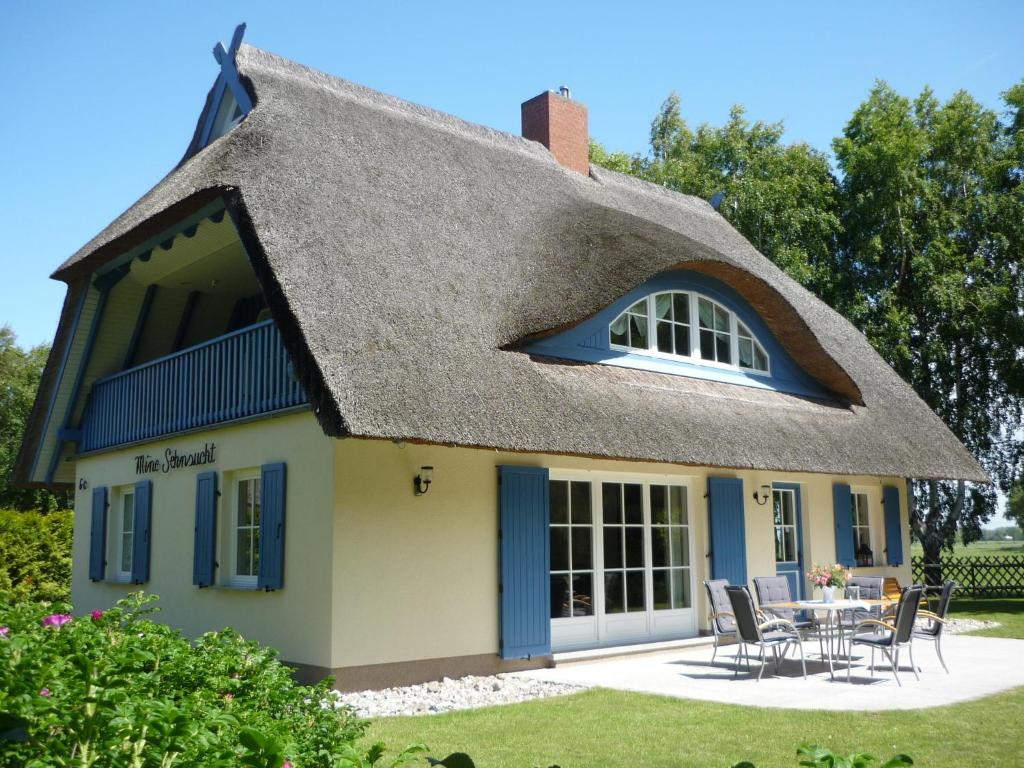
left=80, top=320, right=307, bottom=453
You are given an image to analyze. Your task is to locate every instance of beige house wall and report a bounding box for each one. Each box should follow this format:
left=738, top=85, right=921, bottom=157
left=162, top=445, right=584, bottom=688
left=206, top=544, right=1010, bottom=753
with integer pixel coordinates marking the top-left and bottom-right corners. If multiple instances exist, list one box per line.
left=71, top=411, right=334, bottom=668
left=331, top=438, right=912, bottom=670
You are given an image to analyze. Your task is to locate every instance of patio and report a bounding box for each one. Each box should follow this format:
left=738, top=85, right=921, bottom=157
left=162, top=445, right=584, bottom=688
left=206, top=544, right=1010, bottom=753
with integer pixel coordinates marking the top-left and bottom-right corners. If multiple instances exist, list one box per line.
left=515, top=634, right=1024, bottom=710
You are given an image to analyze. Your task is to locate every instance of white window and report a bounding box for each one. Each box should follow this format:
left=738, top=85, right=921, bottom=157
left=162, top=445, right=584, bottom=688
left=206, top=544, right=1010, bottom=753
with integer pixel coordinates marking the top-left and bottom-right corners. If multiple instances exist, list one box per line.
left=650, top=484, right=691, bottom=610
left=609, top=291, right=770, bottom=374
left=852, top=492, right=873, bottom=565
left=549, top=480, right=594, bottom=618
left=233, top=475, right=261, bottom=587
left=117, top=490, right=135, bottom=581
left=773, top=488, right=798, bottom=564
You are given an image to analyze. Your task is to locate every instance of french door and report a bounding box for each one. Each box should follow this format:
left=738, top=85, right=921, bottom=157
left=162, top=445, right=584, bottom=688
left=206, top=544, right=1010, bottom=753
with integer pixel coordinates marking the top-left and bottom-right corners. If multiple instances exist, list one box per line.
left=549, top=473, right=696, bottom=652
left=772, top=483, right=805, bottom=599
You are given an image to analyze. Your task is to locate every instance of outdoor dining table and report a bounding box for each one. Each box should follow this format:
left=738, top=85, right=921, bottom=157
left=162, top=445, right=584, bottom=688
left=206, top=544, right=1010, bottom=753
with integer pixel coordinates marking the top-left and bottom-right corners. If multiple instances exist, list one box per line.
left=763, top=598, right=895, bottom=680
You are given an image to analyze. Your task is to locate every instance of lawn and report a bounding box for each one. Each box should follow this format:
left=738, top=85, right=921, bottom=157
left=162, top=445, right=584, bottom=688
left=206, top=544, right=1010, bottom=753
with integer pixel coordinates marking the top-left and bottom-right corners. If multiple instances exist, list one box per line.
left=910, top=539, right=1024, bottom=557
left=367, top=600, right=1024, bottom=768
left=369, top=686, right=1024, bottom=768
left=951, top=597, right=1024, bottom=639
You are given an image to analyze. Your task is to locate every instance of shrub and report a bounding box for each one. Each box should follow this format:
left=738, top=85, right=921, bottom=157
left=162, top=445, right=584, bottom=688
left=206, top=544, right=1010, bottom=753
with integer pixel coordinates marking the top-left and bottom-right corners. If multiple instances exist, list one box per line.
left=0, top=508, right=73, bottom=603
left=0, top=593, right=377, bottom=767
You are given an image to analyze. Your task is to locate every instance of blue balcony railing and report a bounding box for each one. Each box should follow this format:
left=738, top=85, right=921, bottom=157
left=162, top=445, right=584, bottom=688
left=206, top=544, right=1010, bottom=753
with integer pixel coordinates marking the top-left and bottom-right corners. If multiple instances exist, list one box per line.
left=80, top=320, right=306, bottom=453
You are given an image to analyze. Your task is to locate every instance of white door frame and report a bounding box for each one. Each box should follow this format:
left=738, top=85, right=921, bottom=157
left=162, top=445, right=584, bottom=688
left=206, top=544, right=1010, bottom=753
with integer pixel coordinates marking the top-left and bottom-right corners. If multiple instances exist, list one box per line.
left=549, top=469, right=698, bottom=652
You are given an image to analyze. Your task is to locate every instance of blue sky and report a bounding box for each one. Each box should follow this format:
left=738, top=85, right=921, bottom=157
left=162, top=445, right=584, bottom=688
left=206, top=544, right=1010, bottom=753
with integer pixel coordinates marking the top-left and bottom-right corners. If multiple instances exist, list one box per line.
left=1, top=2, right=1018, bottom=523
left=2, top=1, right=1021, bottom=346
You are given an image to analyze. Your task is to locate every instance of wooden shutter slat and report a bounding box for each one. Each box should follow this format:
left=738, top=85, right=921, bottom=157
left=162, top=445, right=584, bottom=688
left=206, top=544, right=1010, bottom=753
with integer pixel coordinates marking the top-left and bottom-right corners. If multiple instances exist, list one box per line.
left=883, top=485, right=904, bottom=566
left=89, top=486, right=108, bottom=582
left=707, top=477, right=747, bottom=586
left=193, top=472, right=218, bottom=587
left=258, top=463, right=286, bottom=590
left=832, top=483, right=855, bottom=567
left=499, top=465, right=551, bottom=660
left=131, top=480, right=153, bottom=584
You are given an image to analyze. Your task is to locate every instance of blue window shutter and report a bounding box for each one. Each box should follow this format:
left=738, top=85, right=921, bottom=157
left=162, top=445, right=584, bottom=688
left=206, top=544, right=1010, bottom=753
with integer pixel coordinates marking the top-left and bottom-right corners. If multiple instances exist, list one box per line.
left=193, top=472, right=218, bottom=587
left=258, top=463, right=286, bottom=591
left=883, top=485, right=905, bottom=566
left=832, top=483, right=855, bottom=567
left=707, top=477, right=747, bottom=586
left=499, top=465, right=551, bottom=660
left=131, top=480, right=153, bottom=584
left=89, top=486, right=108, bottom=582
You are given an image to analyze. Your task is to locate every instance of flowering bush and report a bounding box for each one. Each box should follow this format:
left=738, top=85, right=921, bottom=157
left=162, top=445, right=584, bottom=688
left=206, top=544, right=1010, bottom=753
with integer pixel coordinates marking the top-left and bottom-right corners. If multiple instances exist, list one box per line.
left=806, top=563, right=850, bottom=589
left=0, top=592, right=416, bottom=767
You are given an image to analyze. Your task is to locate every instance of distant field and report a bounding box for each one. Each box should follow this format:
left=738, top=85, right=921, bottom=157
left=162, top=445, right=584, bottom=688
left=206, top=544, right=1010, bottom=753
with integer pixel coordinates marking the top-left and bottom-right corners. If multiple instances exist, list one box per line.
left=911, top=540, right=1024, bottom=558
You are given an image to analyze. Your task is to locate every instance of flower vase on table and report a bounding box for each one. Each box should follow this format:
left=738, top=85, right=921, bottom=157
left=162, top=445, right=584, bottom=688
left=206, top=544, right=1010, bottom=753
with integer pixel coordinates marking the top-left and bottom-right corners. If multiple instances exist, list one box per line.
left=807, top=563, right=849, bottom=603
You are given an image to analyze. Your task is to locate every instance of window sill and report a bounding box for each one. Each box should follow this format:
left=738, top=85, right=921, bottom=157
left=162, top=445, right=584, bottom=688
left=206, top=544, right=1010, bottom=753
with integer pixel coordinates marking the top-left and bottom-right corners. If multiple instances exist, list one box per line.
left=202, top=583, right=263, bottom=592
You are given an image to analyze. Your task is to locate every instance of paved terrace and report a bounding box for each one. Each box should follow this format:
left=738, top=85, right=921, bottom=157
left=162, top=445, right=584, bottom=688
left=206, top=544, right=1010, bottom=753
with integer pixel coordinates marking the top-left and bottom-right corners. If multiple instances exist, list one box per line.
left=515, top=635, right=1024, bottom=710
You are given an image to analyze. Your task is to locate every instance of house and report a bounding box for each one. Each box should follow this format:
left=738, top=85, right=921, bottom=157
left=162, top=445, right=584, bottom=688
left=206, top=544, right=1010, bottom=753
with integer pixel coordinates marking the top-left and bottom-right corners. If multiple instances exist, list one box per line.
left=15, top=27, right=986, bottom=690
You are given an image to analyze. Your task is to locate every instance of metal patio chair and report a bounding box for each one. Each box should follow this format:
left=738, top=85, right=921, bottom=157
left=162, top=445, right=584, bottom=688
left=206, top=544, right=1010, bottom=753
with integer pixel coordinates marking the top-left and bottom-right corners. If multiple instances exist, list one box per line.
left=704, top=579, right=740, bottom=666
left=837, top=575, right=885, bottom=656
left=847, top=584, right=924, bottom=686
left=726, top=585, right=807, bottom=681
left=753, top=575, right=824, bottom=660
left=913, top=580, right=956, bottom=673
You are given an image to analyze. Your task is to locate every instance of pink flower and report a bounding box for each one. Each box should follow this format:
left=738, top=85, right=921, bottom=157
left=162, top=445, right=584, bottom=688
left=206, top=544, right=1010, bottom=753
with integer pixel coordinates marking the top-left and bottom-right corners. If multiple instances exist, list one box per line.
left=39, top=688, right=51, bottom=697
left=283, top=761, right=293, bottom=768
left=90, top=610, right=103, bottom=621
left=42, top=614, right=73, bottom=628
left=0, top=626, right=9, bottom=637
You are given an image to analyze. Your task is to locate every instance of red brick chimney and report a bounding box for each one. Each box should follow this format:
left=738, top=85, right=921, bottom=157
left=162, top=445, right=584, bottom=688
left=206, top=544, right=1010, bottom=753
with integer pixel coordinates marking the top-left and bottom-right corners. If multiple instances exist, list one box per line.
left=521, top=87, right=589, bottom=176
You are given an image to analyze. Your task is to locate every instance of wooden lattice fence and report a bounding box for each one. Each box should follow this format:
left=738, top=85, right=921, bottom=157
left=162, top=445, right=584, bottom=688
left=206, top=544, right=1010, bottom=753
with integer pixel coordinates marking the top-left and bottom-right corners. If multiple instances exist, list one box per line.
left=911, top=555, right=1024, bottom=597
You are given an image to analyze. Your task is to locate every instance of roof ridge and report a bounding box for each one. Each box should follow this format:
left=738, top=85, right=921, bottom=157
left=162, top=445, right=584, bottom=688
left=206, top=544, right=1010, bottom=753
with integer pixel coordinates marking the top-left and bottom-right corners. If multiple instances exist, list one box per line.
left=236, top=44, right=555, bottom=165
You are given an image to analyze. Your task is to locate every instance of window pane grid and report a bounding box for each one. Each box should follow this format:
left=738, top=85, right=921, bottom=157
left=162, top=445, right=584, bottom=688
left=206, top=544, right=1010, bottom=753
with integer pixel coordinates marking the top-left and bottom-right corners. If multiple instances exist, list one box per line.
left=603, top=482, right=646, bottom=614
left=119, top=493, right=134, bottom=575
left=549, top=480, right=594, bottom=618
left=611, top=291, right=769, bottom=374
left=236, top=479, right=261, bottom=579
left=650, top=485, right=691, bottom=610
left=852, top=493, right=872, bottom=560
left=773, top=489, right=798, bottom=563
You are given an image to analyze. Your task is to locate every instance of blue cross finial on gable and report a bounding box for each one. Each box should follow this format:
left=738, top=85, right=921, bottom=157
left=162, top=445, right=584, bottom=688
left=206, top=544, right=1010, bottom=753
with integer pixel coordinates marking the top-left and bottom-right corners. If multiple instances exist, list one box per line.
left=212, top=23, right=247, bottom=67
left=197, top=23, right=253, bottom=148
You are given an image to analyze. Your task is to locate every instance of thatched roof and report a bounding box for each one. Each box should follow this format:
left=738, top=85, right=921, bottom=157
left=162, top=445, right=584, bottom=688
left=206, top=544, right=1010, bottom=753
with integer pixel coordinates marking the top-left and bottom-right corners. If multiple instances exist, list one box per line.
left=28, top=45, right=986, bottom=482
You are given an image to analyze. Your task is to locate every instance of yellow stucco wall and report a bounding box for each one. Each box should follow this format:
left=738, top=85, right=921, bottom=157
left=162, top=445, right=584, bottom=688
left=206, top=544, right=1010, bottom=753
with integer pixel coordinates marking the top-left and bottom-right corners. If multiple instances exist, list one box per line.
left=331, top=438, right=912, bottom=669
left=71, top=411, right=334, bottom=667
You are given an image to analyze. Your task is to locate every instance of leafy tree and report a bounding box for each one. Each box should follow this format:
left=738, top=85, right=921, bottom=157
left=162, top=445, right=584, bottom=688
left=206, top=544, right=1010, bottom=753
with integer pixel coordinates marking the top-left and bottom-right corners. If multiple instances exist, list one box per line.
left=591, top=93, right=843, bottom=303
left=0, top=325, right=70, bottom=511
left=833, top=82, right=1024, bottom=569
left=591, top=82, right=1024, bottom=573
left=1009, top=481, right=1024, bottom=532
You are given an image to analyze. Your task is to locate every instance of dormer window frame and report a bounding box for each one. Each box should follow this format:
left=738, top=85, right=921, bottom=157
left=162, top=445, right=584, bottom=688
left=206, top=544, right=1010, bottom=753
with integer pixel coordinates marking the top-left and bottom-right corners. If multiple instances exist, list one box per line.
left=609, top=290, right=771, bottom=376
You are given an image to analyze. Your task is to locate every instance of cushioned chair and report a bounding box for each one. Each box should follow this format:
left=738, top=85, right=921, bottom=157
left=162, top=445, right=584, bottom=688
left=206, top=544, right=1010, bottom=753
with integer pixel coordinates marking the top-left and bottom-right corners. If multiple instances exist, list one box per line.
left=704, top=579, right=740, bottom=666
left=847, top=585, right=924, bottom=686
left=838, top=575, right=885, bottom=655
left=752, top=575, right=823, bottom=659
left=914, top=580, right=955, bottom=673
left=726, top=585, right=807, bottom=681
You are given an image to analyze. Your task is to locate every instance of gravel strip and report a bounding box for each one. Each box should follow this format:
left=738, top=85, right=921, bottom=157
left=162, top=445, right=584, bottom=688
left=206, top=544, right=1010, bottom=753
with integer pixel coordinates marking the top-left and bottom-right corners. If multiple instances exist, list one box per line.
left=332, top=674, right=588, bottom=718
left=943, top=617, right=1001, bottom=634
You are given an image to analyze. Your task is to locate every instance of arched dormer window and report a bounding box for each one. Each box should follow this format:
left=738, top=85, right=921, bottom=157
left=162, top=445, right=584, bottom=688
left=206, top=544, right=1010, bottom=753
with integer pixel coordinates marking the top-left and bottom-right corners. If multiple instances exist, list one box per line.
left=609, top=291, right=770, bottom=374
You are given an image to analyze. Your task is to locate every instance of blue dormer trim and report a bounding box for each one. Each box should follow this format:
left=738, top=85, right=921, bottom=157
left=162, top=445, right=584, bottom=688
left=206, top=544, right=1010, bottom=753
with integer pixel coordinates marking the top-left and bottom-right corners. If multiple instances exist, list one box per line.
left=524, top=269, right=829, bottom=399
left=197, top=24, right=253, bottom=150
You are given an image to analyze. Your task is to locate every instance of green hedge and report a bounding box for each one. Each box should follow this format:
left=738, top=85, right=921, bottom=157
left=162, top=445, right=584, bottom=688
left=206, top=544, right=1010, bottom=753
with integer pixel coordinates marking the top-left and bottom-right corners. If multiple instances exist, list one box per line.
left=0, top=509, right=72, bottom=603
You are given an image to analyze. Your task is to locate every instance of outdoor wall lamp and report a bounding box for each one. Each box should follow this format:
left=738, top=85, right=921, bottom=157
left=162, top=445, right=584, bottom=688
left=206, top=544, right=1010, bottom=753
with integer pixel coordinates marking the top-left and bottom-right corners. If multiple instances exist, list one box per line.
left=414, top=466, right=434, bottom=496
left=752, top=484, right=771, bottom=506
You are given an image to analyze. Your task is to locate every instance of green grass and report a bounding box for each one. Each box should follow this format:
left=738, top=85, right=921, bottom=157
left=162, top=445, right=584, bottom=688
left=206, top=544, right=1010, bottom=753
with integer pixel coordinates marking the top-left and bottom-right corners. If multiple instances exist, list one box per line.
left=951, top=597, right=1024, bottom=639
left=910, top=539, right=1024, bottom=558
left=368, top=686, right=1024, bottom=768
left=365, top=601, right=1024, bottom=768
